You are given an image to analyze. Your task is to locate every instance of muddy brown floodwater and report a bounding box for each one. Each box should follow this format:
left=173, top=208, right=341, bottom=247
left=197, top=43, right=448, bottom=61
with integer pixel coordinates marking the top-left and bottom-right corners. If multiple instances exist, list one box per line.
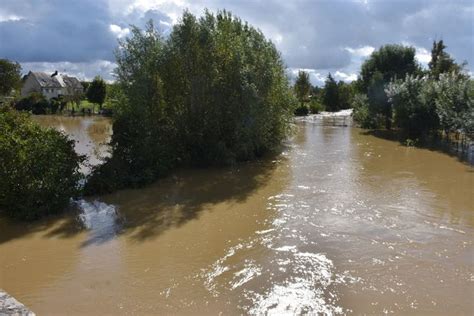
left=0, top=115, right=473, bottom=315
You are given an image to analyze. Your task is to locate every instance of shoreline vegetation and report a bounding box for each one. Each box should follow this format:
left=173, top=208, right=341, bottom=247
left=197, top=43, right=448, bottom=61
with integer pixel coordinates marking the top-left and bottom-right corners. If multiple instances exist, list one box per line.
left=0, top=10, right=472, bottom=221
left=350, top=42, right=472, bottom=152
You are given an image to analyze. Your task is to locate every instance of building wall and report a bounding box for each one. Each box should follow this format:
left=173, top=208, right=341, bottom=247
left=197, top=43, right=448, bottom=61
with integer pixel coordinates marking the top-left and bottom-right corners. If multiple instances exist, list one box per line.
left=41, top=87, right=62, bottom=100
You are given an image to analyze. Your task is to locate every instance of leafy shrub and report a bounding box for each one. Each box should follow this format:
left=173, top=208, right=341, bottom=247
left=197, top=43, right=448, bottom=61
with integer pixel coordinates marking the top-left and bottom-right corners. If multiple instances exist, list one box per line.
left=386, top=75, right=439, bottom=137
left=309, top=99, right=325, bottom=114
left=0, top=107, right=83, bottom=220
left=14, top=92, right=48, bottom=113
left=386, top=73, right=473, bottom=138
left=433, top=73, right=473, bottom=136
left=294, top=104, right=309, bottom=116
left=351, top=93, right=375, bottom=128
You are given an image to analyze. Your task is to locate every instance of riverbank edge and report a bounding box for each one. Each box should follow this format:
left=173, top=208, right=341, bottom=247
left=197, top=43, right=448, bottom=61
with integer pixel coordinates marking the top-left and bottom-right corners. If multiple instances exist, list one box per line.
left=0, top=290, right=35, bottom=315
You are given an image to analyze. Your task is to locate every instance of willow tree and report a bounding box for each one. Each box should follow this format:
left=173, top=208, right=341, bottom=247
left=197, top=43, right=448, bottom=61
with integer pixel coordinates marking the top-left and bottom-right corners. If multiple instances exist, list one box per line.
left=86, top=10, right=295, bottom=194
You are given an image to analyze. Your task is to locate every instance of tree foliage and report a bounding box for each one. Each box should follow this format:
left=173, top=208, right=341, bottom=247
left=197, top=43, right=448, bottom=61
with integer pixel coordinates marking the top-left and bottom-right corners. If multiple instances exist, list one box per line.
left=386, top=73, right=473, bottom=138
left=360, top=44, right=420, bottom=91
left=294, top=71, right=311, bottom=105
left=428, top=40, right=464, bottom=79
left=355, top=44, right=421, bottom=128
left=86, top=76, right=107, bottom=107
left=337, top=81, right=356, bottom=110
left=433, top=73, right=473, bottom=136
left=85, top=11, right=294, bottom=194
left=323, top=73, right=339, bottom=112
left=0, top=59, right=22, bottom=96
left=386, top=75, right=438, bottom=137
left=0, top=107, right=83, bottom=220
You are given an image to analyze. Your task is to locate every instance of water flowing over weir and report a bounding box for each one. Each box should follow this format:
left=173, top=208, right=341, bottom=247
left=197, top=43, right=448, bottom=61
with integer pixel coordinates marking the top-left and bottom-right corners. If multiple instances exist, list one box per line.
left=0, top=115, right=473, bottom=315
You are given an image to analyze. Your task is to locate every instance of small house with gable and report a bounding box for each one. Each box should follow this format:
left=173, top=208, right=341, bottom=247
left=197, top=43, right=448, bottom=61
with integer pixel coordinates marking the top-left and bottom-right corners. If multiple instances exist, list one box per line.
left=21, top=71, right=83, bottom=100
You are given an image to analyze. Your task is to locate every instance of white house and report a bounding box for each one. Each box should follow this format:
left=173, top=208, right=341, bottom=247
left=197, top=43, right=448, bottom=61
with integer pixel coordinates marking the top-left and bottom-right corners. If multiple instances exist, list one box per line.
left=21, top=71, right=83, bottom=100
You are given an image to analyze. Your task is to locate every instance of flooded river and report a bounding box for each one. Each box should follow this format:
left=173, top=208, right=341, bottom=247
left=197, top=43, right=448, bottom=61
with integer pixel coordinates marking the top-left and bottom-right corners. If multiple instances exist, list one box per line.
left=0, top=116, right=473, bottom=315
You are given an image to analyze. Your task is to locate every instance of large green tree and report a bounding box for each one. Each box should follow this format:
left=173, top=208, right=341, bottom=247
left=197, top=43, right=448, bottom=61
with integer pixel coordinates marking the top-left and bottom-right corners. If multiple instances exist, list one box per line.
left=360, top=44, right=420, bottom=91
left=359, top=44, right=421, bottom=128
left=337, top=81, right=356, bottom=110
left=85, top=11, right=295, bottom=194
left=294, top=71, right=311, bottom=106
left=428, top=40, right=464, bottom=79
left=0, top=59, right=22, bottom=97
left=323, top=73, right=339, bottom=112
left=86, top=76, right=107, bottom=109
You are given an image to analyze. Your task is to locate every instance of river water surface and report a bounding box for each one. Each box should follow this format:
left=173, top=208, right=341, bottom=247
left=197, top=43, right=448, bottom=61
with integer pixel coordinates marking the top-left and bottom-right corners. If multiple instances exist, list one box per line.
left=0, top=115, right=473, bottom=315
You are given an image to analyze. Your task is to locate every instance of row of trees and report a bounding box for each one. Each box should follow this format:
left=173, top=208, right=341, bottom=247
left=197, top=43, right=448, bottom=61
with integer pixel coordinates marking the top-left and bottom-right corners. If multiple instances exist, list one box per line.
left=293, top=70, right=356, bottom=115
left=85, top=10, right=295, bottom=194
left=352, top=40, right=472, bottom=141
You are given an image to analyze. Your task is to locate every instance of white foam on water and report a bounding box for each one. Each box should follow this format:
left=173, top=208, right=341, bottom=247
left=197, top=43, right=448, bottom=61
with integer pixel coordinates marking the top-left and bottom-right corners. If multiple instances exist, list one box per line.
left=246, top=251, right=343, bottom=315
left=76, top=199, right=120, bottom=245
left=77, top=200, right=117, bottom=230
left=231, top=263, right=262, bottom=289
left=274, top=245, right=297, bottom=252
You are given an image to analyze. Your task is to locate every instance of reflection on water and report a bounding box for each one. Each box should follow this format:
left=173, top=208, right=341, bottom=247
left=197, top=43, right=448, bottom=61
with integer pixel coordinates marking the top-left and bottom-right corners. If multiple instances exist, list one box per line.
left=32, top=115, right=112, bottom=174
left=0, top=118, right=473, bottom=315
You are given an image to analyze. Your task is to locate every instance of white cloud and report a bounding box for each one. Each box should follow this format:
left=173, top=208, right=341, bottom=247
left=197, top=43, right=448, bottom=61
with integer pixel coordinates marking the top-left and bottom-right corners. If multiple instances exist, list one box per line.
left=287, top=68, right=327, bottom=86
left=124, top=0, right=191, bottom=23
left=109, top=24, right=130, bottom=38
left=21, top=60, right=117, bottom=82
left=415, top=46, right=431, bottom=65
left=334, top=71, right=357, bottom=82
left=345, top=46, right=375, bottom=57
left=159, top=20, right=171, bottom=27
left=401, top=41, right=432, bottom=67
left=0, top=14, right=23, bottom=22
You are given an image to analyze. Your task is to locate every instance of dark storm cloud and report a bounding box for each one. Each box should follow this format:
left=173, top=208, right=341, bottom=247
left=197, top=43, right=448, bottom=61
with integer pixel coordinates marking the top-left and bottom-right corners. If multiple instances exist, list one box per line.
left=201, top=0, right=473, bottom=71
left=0, top=0, right=472, bottom=81
left=0, top=0, right=116, bottom=62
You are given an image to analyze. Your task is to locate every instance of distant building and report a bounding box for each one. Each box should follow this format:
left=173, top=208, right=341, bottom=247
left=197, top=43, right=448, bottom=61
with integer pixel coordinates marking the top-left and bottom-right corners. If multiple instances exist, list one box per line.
left=21, top=71, right=83, bottom=100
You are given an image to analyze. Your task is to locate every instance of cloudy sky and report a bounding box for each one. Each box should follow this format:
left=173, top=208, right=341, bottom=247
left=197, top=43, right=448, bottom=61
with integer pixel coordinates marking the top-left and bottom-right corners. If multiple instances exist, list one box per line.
left=1, top=0, right=472, bottom=85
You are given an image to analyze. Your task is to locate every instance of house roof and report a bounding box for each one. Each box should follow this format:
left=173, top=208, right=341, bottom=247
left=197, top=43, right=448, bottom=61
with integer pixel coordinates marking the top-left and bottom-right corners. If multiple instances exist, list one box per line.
left=29, top=72, right=82, bottom=90
left=62, top=75, right=82, bottom=90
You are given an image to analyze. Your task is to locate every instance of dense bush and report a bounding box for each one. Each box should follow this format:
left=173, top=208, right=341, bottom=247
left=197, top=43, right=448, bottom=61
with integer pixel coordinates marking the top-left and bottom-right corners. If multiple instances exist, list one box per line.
left=0, top=107, right=83, bottom=220
left=14, top=92, right=49, bottom=114
left=385, top=73, right=473, bottom=138
left=85, top=11, right=295, bottom=194
left=351, top=94, right=374, bottom=128
left=353, top=41, right=471, bottom=138
left=294, top=105, right=309, bottom=116
left=386, top=75, right=439, bottom=137
left=433, top=73, right=473, bottom=136
left=309, top=99, right=325, bottom=114
left=14, top=94, right=66, bottom=114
